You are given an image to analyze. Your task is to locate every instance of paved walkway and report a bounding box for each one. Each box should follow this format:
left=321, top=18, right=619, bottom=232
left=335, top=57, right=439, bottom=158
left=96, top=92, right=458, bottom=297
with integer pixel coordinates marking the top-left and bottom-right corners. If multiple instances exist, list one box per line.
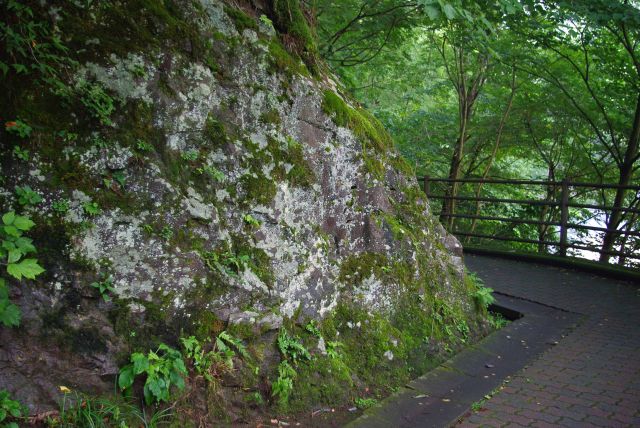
left=457, top=255, right=640, bottom=428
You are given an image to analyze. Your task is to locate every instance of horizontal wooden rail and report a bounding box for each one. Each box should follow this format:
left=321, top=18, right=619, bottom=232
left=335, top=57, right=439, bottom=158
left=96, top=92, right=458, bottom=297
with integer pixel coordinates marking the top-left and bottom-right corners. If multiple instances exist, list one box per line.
left=453, top=232, right=639, bottom=259
left=440, top=213, right=559, bottom=227
left=427, top=194, right=559, bottom=207
left=440, top=213, right=640, bottom=237
left=419, top=176, right=640, bottom=191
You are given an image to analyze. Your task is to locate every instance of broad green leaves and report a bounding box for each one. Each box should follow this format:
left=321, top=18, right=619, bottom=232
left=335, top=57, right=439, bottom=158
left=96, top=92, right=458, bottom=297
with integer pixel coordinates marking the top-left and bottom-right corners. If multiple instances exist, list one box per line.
left=0, top=211, right=44, bottom=327
left=0, top=389, right=26, bottom=426
left=118, top=344, right=187, bottom=405
left=0, top=279, right=21, bottom=327
left=6, top=259, right=44, bottom=281
left=1, top=212, right=43, bottom=281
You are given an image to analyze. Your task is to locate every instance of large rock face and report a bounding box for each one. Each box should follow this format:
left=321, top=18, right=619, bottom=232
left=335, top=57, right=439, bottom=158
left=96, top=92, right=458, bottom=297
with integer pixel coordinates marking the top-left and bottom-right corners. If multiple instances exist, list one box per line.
left=0, top=0, right=478, bottom=417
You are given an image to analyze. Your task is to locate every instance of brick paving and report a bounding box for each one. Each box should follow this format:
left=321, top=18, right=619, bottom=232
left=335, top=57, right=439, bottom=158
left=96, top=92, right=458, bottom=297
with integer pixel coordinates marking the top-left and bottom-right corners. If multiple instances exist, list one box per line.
left=457, top=255, right=640, bottom=428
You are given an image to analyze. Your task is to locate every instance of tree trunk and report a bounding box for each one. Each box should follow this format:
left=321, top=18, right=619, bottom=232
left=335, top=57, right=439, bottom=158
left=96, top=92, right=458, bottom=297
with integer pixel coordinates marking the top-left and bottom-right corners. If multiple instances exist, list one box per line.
left=599, top=94, right=640, bottom=262
left=468, top=69, right=517, bottom=239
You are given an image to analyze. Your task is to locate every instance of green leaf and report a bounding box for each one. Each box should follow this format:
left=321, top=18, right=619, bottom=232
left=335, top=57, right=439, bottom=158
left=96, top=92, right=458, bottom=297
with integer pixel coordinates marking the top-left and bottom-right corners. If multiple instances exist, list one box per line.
left=118, top=365, right=134, bottom=390
left=2, top=240, right=16, bottom=251
left=7, top=249, right=22, bottom=264
left=172, top=357, right=187, bottom=375
left=143, top=383, right=154, bottom=405
left=2, top=212, right=15, bottom=226
left=0, top=300, right=21, bottom=327
left=131, top=353, right=149, bottom=374
left=13, top=215, right=34, bottom=231
left=3, top=225, right=21, bottom=238
left=146, top=377, right=164, bottom=402
left=0, top=408, right=6, bottom=422
left=14, top=237, right=35, bottom=254
left=7, top=258, right=44, bottom=280
left=442, top=3, right=456, bottom=19
left=170, top=369, right=185, bottom=390
left=424, top=5, right=441, bottom=20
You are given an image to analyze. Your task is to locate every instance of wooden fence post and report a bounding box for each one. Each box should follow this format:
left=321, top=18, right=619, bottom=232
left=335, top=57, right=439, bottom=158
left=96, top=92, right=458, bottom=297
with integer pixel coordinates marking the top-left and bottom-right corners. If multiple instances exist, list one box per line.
left=423, top=175, right=430, bottom=197
left=559, top=179, right=569, bottom=257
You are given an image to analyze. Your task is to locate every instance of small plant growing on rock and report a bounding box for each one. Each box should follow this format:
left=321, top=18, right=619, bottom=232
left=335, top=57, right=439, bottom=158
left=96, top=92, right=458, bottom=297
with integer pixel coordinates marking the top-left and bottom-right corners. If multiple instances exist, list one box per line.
left=12, top=146, right=29, bottom=161
left=243, top=214, right=261, bottom=228
left=82, top=201, right=101, bottom=216
left=355, top=397, right=377, bottom=409
left=326, top=340, right=344, bottom=359
left=181, top=149, right=199, bottom=162
left=467, top=272, right=495, bottom=311
left=15, top=186, right=42, bottom=206
left=181, top=331, right=249, bottom=383
left=196, top=165, right=225, bottom=182
left=118, top=344, right=187, bottom=405
left=272, top=329, right=311, bottom=409
left=160, top=226, right=173, bottom=241
left=1, top=212, right=43, bottom=281
left=135, top=139, right=153, bottom=152
left=78, top=81, right=115, bottom=126
left=472, top=285, right=495, bottom=312
left=201, top=249, right=250, bottom=277
left=4, top=120, right=32, bottom=138
left=52, top=198, right=70, bottom=215
left=272, top=360, right=296, bottom=408
left=90, top=274, right=115, bottom=302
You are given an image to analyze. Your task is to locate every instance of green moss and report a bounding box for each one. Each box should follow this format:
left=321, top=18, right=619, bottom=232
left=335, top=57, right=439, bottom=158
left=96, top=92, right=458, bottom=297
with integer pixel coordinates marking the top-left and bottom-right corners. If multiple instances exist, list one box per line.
left=321, top=91, right=393, bottom=153
left=204, top=112, right=230, bottom=146
left=284, top=137, right=315, bottom=187
left=231, top=234, right=276, bottom=288
left=239, top=135, right=314, bottom=205
left=271, top=0, right=317, bottom=72
left=266, top=40, right=310, bottom=78
left=240, top=173, right=278, bottom=205
left=259, top=108, right=282, bottom=126
left=338, top=252, right=390, bottom=285
left=287, top=355, right=353, bottom=412
left=224, top=6, right=259, bottom=33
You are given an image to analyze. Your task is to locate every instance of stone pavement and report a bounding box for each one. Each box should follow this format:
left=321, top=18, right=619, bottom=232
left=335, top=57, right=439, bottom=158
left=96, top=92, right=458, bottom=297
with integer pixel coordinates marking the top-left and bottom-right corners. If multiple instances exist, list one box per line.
left=457, top=254, right=640, bottom=428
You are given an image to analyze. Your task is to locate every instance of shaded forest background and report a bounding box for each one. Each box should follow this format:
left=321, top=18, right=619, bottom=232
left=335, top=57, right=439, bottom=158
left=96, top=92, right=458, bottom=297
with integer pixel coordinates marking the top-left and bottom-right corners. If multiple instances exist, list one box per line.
left=314, top=0, right=640, bottom=267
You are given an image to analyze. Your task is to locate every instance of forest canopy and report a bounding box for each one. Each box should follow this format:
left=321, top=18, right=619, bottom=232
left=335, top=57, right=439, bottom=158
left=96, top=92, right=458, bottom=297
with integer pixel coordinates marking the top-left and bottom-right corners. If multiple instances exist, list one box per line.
left=316, top=0, right=640, bottom=267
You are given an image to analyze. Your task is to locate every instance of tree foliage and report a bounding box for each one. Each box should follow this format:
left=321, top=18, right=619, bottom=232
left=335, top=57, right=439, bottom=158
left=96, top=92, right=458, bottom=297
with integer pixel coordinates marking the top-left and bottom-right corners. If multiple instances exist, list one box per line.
left=316, top=0, right=640, bottom=266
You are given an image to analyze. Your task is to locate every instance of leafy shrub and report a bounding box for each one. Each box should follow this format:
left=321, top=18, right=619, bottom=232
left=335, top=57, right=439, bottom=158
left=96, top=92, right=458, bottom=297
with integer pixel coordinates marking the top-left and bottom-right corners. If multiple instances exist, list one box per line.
left=355, top=397, right=377, bottom=409
left=473, top=285, right=495, bottom=311
left=467, top=272, right=495, bottom=311
left=4, top=120, right=32, bottom=138
left=82, top=201, right=101, bottom=216
left=181, top=331, right=248, bottom=383
left=90, top=275, right=115, bottom=302
left=272, top=329, right=311, bottom=408
left=0, top=279, right=20, bottom=327
left=0, top=389, right=25, bottom=428
left=15, top=186, right=42, bottom=206
left=78, top=81, right=115, bottom=125
left=52, top=199, right=70, bottom=214
left=118, top=344, right=187, bottom=405
left=1, top=212, right=44, bottom=282
left=277, top=330, right=311, bottom=364
left=12, top=146, right=29, bottom=161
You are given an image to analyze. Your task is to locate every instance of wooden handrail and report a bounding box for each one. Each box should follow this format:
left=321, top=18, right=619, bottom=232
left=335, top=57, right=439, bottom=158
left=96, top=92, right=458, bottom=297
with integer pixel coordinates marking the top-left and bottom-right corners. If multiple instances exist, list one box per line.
left=419, top=176, right=640, bottom=264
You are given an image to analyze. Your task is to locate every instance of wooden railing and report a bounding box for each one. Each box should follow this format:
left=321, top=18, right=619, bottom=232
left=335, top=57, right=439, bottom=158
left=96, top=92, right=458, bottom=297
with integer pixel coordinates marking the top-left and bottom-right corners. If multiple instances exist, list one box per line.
left=419, top=177, right=640, bottom=264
